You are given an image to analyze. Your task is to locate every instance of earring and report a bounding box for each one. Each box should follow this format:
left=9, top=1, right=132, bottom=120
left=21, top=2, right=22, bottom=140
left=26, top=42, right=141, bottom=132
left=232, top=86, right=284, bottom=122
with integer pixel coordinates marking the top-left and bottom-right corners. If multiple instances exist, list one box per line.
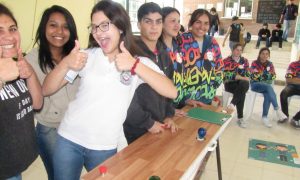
left=119, top=30, right=123, bottom=34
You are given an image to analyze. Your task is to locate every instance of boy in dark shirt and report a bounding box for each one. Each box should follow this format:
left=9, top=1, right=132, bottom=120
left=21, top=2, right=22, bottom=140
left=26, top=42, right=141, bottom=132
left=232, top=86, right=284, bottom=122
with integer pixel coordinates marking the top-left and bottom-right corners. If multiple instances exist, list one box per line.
left=256, top=23, right=270, bottom=49
left=124, top=2, right=177, bottom=144
left=280, top=0, right=298, bottom=41
left=269, top=23, right=283, bottom=50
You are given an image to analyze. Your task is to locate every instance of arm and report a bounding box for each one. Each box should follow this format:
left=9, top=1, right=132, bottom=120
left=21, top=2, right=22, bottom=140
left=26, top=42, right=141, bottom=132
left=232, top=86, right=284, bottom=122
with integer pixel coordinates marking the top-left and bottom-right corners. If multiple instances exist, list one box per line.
left=286, top=77, right=300, bottom=84
left=222, top=26, right=232, bottom=47
left=17, top=50, right=43, bottom=110
left=116, top=42, right=177, bottom=99
left=42, top=40, right=87, bottom=96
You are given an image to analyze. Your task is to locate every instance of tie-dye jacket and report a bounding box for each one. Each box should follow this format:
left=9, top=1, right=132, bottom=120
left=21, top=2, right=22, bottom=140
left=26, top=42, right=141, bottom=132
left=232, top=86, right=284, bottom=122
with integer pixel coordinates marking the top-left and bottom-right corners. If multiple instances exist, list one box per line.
left=285, top=60, right=300, bottom=79
left=223, top=56, right=250, bottom=81
left=250, top=60, right=276, bottom=84
left=173, top=32, right=224, bottom=106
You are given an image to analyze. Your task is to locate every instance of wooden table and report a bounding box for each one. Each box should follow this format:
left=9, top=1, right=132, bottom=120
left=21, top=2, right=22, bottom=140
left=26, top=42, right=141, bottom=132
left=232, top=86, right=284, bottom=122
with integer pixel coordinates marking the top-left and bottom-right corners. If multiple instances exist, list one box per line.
left=82, top=106, right=232, bottom=180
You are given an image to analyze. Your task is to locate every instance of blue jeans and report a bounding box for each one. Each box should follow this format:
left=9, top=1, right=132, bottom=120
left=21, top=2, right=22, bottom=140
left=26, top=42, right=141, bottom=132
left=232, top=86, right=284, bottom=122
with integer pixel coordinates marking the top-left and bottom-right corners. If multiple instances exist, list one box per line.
left=209, top=25, right=217, bottom=36
left=53, top=135, right=117, bottom=180
left=36, top=123, right=57, bottom=180
left=256, top=36, right=270, bottom=48
left=282, top=20, right=292, bottom=40
left=6, top=174, right=21, bottom=180
left=251, top=82, right=279, bottom=117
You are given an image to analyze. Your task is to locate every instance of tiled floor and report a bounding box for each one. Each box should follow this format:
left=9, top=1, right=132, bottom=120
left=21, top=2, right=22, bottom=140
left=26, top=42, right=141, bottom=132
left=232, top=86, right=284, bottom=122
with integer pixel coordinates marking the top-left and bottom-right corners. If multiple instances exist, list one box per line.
left=21, top=39, right=300, bottom=179
left=201, top=85, right=300, bottom=180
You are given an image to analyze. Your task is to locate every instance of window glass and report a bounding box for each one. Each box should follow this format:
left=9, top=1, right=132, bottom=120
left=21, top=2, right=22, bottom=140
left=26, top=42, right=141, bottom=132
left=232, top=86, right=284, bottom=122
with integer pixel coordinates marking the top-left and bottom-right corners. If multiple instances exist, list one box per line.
left=224, top=0, right=253, bottom=18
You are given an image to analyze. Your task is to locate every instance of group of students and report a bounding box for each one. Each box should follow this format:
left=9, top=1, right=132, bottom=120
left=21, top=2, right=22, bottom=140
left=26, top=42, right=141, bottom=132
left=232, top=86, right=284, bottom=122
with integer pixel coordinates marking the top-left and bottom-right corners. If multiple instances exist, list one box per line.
left=255, top=23, right=284, bottom=50
left=1, top=1, right=300, bottom=180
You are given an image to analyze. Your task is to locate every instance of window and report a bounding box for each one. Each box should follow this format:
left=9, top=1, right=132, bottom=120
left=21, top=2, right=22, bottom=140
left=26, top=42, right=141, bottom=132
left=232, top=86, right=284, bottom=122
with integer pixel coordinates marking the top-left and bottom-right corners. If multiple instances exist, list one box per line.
left=224, top=0, right=253, bottom=18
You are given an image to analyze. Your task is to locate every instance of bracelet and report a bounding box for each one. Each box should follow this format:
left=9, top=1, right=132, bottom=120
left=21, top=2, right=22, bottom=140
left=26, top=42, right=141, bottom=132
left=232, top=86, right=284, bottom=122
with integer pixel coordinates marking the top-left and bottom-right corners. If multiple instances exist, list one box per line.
left=130, top=57, right=140, bottom=75
left=0, top=77, right=6, bottom=88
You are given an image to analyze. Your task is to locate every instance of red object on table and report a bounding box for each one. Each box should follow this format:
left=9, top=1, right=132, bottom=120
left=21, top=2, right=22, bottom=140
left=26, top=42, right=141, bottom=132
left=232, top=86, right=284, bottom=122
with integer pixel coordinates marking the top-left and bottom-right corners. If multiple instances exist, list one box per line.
left=98, top=165, right=107, bottom=174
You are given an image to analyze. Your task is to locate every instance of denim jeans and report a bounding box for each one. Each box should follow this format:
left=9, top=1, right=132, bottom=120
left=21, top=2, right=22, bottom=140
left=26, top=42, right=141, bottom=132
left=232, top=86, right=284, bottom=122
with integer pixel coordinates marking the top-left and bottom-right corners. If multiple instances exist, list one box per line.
left=6, top=174, right=21, bottom=180
left=36, top=123, right=57, bottom=180
left=256, top=36, right=270, bottom=48
left=208, top=25, right=217, bottom=36
left=280, top=84, right=300, bottom=120
left=53, top=134, right=117, bottom=180
left=251, top=82, right=279, bottom=117
left=282, top=20, right=292, bottom=40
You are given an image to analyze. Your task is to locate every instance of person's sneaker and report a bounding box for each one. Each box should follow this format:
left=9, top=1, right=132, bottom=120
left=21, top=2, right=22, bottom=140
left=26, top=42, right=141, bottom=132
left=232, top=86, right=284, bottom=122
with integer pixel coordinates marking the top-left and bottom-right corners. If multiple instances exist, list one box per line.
left=262, top=117, right=272, bottom=128
left=269, top=47, right=272, bottom=50
left=237, top=118, right=247, bottom=128
left=276, top=110, right=288, bottom=123
left=290, top=119, right=300, bottom=129
left=278, top=48, right=282, bottom=50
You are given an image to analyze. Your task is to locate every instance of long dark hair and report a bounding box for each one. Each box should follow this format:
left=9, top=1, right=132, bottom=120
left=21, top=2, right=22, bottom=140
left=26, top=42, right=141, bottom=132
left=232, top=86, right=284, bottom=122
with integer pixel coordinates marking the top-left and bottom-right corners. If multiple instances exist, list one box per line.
left=0, top=3, right=18, bottom=26
left=34, top=5, right=78, bottom=73
left=88, top=0, right=145, bottom=57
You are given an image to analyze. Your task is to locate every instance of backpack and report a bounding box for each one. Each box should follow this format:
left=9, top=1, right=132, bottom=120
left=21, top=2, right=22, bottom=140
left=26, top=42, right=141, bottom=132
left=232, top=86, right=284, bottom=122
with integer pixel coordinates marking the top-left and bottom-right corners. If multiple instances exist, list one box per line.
left=246, top=32, right=251, bottom=43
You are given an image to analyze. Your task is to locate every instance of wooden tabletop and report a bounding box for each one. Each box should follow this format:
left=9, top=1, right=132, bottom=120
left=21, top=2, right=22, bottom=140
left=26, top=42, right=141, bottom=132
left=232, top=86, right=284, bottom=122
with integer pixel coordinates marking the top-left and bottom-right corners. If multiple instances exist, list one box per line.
left=82, top=106, right=228, bottom=180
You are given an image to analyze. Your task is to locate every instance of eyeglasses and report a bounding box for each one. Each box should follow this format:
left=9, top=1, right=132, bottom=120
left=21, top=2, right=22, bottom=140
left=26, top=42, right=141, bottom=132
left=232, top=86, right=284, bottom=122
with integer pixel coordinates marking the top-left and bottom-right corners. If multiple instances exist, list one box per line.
left=87, top=21, right=111, bottom=34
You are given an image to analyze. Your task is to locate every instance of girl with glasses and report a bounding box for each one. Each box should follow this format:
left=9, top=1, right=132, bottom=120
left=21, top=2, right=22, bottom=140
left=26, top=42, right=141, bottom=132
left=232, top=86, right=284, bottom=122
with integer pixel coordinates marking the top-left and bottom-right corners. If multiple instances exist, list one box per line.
left=42, top=1, right=177, bottom=179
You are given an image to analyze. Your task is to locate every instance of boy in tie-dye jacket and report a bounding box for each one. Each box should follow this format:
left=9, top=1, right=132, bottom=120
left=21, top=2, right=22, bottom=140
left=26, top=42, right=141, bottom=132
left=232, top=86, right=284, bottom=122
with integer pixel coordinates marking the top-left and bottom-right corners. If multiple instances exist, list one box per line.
left=279, top=58, right=300, bottom=128
left=250, top=47, right=287, bottom=128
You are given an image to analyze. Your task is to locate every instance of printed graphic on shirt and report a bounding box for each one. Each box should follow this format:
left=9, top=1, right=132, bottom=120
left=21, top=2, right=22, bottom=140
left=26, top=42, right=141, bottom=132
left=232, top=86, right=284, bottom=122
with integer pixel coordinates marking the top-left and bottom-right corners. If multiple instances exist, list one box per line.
left=0, top=79, right=33, bottom=120
left=250, top=60, right=276, bottom=83
left=173, top=33, right=223, bottom=105
left=286, top=60, right=300, bottom=78
left=223, top=56, right=250, bottom=81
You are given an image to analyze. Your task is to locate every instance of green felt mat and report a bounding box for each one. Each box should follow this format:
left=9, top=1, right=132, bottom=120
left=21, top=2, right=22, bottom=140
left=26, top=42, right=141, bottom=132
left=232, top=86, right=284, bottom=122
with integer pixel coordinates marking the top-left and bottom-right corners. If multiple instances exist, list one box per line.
left=187, top=108, right=231, bottom=125
left=248, top=139, right=300, bottom=168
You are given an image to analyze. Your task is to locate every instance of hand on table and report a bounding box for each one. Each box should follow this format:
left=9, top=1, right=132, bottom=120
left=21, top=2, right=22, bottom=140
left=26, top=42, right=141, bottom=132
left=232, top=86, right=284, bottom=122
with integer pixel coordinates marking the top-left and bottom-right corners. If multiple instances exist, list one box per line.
left=164, top=117, right=178, bottom=133
left=148, top=121, right=165, bottom=134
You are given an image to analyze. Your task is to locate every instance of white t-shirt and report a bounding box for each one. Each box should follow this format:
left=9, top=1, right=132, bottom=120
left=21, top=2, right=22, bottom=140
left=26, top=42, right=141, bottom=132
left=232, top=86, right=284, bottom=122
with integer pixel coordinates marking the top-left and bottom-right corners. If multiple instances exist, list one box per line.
left=58, top=48, right=162, bottom=150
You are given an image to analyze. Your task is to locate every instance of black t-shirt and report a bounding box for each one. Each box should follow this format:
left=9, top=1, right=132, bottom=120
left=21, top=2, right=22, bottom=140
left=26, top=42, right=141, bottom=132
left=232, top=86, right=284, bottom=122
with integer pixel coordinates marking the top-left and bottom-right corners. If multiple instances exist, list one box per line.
left=282, top=4, right=298, bottom=20
left=229, top=23, right=241, bottom=42
left=0, top=79, right=38, bottom=179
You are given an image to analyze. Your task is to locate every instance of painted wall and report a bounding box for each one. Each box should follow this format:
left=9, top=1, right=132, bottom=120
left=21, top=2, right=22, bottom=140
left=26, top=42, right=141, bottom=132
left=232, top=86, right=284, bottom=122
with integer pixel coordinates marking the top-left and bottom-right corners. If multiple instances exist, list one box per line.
left=1, top=0, right=95, bottom=52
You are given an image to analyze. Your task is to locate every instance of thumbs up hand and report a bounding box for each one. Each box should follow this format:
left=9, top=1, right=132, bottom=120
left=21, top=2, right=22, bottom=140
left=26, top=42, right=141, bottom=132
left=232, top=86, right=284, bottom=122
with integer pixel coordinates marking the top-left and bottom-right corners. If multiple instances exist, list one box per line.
left=63, top=40, right=88, bottom=71
left=114, top=41, right=135, bottom=71
left=16, top=49, right=34, bottom=79
left=0, top=47, right=19, bottom=82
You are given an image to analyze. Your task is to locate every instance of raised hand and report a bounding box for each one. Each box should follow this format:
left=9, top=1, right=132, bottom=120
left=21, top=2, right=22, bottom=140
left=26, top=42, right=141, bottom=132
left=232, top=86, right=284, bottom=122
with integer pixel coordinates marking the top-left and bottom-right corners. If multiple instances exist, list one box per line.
left=16, top=49, right=34, bottom=79
left=115, top=41, right=135, bottom=71
left=63, top=40, right=88, bottom=71
left=0, top=47, right=19, bottom=82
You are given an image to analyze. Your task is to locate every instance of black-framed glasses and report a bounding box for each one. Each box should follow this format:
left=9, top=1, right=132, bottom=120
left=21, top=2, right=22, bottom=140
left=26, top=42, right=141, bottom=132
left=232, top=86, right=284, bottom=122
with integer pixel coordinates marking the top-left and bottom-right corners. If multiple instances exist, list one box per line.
left=87, top=21, right=111, bottom=34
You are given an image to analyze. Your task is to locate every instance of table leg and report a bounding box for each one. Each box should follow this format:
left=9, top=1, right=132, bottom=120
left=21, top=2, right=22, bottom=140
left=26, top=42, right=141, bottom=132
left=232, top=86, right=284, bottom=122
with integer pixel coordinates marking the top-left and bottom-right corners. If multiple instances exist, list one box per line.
left=216, top=139, right=222, bottom=180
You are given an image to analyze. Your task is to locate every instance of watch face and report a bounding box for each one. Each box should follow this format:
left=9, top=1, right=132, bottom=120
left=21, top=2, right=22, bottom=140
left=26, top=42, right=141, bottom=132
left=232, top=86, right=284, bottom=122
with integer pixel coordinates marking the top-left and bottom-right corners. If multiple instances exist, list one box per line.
left=120, top=71, right=132, bottom=85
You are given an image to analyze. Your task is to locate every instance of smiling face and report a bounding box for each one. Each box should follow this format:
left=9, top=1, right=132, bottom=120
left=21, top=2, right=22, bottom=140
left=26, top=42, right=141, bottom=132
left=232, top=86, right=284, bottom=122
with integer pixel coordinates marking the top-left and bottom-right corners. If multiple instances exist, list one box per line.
left=91, top=11, right=121, bottom=59
left=45, top=12, right=70, bottom=51
left=259, top=49, right=270, bottom=63
left=232, top=45, right=243, bottom=58
left=163, top=11, right=180, bottom=38
left=138, top=12, right=163, bottom=43
left=0, top=14, right=20, bottom=58
left=190, top=14, right=210, bottom=40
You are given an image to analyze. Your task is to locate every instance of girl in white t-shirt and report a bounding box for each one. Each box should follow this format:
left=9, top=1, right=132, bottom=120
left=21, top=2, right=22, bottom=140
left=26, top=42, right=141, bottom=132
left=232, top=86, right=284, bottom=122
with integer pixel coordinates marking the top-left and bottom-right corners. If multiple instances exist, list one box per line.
left=42, top=1, right=177, bottom=179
